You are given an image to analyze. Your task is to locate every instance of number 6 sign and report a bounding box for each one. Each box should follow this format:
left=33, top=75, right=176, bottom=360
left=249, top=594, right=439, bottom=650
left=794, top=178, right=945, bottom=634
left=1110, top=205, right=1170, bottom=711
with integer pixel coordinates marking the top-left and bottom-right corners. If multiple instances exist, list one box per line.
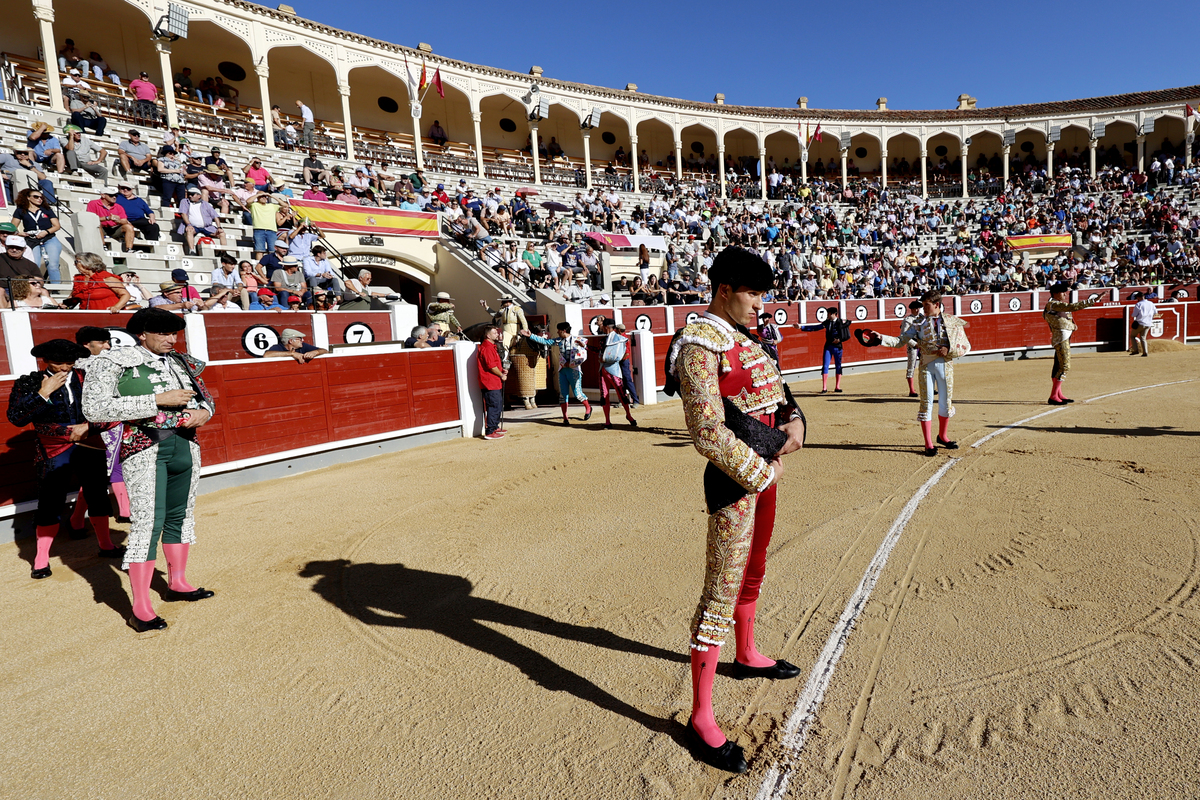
left=241, top=325, right=280, bottom=357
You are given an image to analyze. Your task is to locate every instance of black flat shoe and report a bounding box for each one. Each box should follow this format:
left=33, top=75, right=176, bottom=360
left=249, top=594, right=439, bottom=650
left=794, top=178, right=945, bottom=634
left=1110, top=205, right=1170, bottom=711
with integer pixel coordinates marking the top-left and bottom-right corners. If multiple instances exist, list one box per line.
left=583, top=409, right=593, bottom=421
left=684, top=719, right=748, bottom=773
left=1063, top=398, right=1075, bottom=403
left=924, top=447, right=938, bottom=457
left=820, top=389, right=828, bottom=394
left=908, top=391, right=919, bottom=397
left=604, top=422, right=613, bottom=429
left=31, top=566, right=51, bottom=579
left=936, top=437, right=958, bottom=450
left=67, top=525, right=90, bottom=540
left=834, top=388, right=843, bottom=393
left=165, top=587, right=215, bottom=602
left=562, top=418, right=570, bottom=425
left=627, top=418, right=638, bottom=427
left=127, top=614, right=168, bottom=632
left=1047, top=398, right=1068, bottom=405
left=732, top=658, right=802, bottom=680
left=98, top=546, right=126, bottom=559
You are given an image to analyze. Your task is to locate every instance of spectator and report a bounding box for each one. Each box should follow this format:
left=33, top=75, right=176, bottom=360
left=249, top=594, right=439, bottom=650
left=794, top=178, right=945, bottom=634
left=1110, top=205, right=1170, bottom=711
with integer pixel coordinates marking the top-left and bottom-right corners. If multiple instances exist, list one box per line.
left=258, top=239, right=290, bottom=277
left=247, top=288, right=284, bottom=311
left=204, top=146, right=236, bottom=182
left=408, top=167, right=426, bottom=194
left=85, top=186, right=135, bottom=252
left=404, top=325, right=431, bottom=348
left=264, top=328, right=327, bottom=362
left=154, top=146, right=188, bottom=207
left=5, top=277, right=61, bottom=310
left=87, top=52, right=120, bottom=87
left=205, top=287, right=241, bottom=311
left=149, top=281, right=202, bottom=312
left=564, top=273, right=592, bottom=304
left=335, top=186, right=358, bottom=204
left=398, top=192, right=421, bottom=211
left=341, top=269, right=373, bottom=310
left=176, top=187, right=226, bottom=255
left=0, top=236, right=41, bottom=309
left=198, top=165, right=232, bottom=213
left=57, top=38, right=88, bottom=75
left=11, top=188, right=63, bottom=281
left=114, top=182, right=161, bottom=242
left=211, top=253, right=241, bottom=292
left=127, top=71, right=160, bottom=124
left=302, top=152, right=331, bottom=186
left=270, top=256, right=307, bottom=304
left=425, top=322, right=447, bottom=347
left=214, top=77, right=239, bottom=109
left=1, top=149, right=58, bottom=204
left=249, top=192, right=283, bottom=255
left=68, top=88, right=106, bottom=136
left=61, top=124, right=108, bottom=182
left=121, top=271, right=149, bottom=306
left=270, top=105, right=287, bottom=148
left=118, top=129, right=153, bottom=177
left=68, top=252, right=129, bottom=312
left=296, top=101, right=315, bottom=149
left=428, top=120, right=448, bottom=146
left=244, top=156, right=273, bottom=191
left=26, top=123, right=65, bottom=174
left=238, top=260, right=268, bottom=294
left=302, top=245, right=345, bottom=294
left=302, top=182, right=328, bottom=201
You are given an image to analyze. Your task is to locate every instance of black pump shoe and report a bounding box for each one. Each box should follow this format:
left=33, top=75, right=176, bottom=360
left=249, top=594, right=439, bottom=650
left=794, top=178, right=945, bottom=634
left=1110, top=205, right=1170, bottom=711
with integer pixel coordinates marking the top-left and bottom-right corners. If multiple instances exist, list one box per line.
left=165, top=587, right=215, bottom=602
left=732, top=659, right=802, bottom=680
left=924, top=447, right=938, bottom=457
left=98, top=545, right=126, bottom=559
left=936, top=437, right=958, bottom=450
left=31, top=566, right=51, bottom=579
left=127, top=614, right=168, bottom=632
left=685, top=719, right=748, bottom=773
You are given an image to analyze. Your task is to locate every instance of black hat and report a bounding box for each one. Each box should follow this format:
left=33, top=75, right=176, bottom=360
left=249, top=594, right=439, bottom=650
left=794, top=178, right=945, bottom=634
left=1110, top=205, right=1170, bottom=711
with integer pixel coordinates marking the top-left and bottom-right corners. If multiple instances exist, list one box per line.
left=826, top=306, right=840, bottom=316
left=707, top=246, right=773, bottom=292
left=31, top=339, right=89, bottom=362
left=908, top=300, right=922, bottom=310
left=126, top=308, right=186, bottom=337
left=74, top=326, right=111, bottom=346
left=1049, top=281, right=1071, bottom=294
left=556, top=322, right=572, bottom=333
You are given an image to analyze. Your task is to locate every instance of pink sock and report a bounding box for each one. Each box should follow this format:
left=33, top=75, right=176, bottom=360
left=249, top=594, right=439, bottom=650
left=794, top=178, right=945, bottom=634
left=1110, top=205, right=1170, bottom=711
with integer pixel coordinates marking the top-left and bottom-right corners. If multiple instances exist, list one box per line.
left=582, top=399, right=592, bottom=415
left=907, top=376, right=915, bottom=393
left=733, top=601, right=775, bottom=668
left=91, top=516, right=115, bottom=551
left=127, top=561, right=158, bottom=622
left=602, top=394, right=612, bottom=424
left=33, top=524, right=57, bottom=570
left=938, top=415, right=950, bottom=442
left=162, top=544, right=197, bottom=592
left=112, top=482, right=131, bottom=518
left=70, top=493, right=87, bottom=529
left=1051, top=379, right=1064, bottom=401
left=821, top=374, right=828, bottom=391
left=690, top=646, right=726, bottom=747
left=920, top=420, right=934, bottom=449
left=834, top=374, right=842, bottom=391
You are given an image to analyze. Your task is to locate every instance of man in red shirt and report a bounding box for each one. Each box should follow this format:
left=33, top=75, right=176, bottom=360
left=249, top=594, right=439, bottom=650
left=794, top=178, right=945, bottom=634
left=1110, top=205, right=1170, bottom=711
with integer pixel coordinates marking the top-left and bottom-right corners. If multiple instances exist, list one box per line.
left=476, top=324, right=507, bottom=440
left=85, top=187, right=135, bottom=251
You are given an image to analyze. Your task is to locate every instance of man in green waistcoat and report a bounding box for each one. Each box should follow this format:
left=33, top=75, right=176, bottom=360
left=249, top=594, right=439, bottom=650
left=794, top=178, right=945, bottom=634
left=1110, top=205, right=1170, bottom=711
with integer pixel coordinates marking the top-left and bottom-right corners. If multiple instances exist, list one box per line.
left=82, top=307, right=217, bottom=633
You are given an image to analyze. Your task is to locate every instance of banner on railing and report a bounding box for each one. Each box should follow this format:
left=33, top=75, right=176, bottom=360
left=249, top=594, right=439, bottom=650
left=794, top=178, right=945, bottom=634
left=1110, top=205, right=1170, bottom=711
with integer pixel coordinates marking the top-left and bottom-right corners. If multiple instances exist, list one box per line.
left=1006, top=234, right=1071, bottom=251
left=290, top=199, right=438, bottom=238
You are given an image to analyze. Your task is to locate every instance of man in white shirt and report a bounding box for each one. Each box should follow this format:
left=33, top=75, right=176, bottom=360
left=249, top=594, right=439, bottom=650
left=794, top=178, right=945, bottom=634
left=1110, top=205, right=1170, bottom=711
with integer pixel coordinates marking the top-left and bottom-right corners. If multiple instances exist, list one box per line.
left=1130, top=291, right=1158, bottom=357
left=296, top=100, right=315, bottom=148
left=210, top=254, right=241, bottom=291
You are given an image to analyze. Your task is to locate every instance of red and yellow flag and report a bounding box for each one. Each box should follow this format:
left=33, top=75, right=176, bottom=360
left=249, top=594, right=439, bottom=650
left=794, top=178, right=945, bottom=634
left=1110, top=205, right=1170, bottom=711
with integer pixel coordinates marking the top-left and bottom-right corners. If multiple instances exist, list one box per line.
left=419, top=60, right=428, bottom=93
left=1006, top=234, right=1071, bottom=251
left=291, top=198, right=438, bottom=238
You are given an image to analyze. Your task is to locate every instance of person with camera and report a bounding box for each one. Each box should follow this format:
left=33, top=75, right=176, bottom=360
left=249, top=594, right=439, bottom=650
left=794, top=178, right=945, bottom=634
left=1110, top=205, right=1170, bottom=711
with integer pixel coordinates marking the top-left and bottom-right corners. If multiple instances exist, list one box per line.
left=665, top=246, right=806, bottom=773
left=82, top=308, right=217, bottom=632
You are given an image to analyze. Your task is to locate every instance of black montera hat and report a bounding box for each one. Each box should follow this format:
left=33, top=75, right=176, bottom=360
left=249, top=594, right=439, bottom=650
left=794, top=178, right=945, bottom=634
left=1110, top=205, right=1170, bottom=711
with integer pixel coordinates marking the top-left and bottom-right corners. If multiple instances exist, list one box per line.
left=74, top=325, right=111, bottom=345
left=1049, top=281, right=1071, bottom=294
left=126, top=307, right=186, bottom=337
left=31, top=339, right=89, bottom=362
left=708, top=247, right=773, bottom=292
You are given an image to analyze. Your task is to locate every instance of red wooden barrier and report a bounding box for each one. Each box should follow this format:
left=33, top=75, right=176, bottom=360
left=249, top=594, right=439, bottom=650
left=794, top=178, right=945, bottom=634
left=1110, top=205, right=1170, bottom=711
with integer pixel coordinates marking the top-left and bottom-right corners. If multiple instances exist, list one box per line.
left=998, top=292, right=1035, bottom=313
left=844, top=298, right=878, bottom=323
left=672, top=304, right=707, bottom=330
left=0, top=379, right=38, bottom=506
left=620, top=305, right=669, bottom=334
left=0, top=331, right=8, bottom=375
left=324, top=311, right=393, bottom=346
left=204, top=312, right=313, bottom=360
left=26, top=311, right=189, bottom=353
left=580, top=307, right=610, bottom=336
left=960, top=294, right=993, bottom=316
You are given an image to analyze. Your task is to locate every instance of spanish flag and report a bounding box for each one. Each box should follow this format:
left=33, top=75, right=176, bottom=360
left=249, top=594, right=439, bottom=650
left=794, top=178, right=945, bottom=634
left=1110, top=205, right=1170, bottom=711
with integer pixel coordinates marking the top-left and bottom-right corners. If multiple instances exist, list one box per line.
left=1006, top=234, right=1072, bottom=251
left=291, top=198, right=439, bottom=238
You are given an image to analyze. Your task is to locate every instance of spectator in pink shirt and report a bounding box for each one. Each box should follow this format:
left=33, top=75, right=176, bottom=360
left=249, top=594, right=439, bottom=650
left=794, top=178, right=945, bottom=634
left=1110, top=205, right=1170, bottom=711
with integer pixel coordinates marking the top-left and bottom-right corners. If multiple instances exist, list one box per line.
left=302, top=182, right=328, bottom=201
left=127, top=71, right=160, bottom=125
left=85, top=186, right=135, bottom=251
left=243, top=156, right=273, bottom=191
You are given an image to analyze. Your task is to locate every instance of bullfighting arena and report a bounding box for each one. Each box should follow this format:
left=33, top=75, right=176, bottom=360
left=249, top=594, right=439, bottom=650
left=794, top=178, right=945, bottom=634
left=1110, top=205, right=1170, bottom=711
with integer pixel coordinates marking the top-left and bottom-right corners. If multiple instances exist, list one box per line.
left=3, top=346, right=1198, bottom=800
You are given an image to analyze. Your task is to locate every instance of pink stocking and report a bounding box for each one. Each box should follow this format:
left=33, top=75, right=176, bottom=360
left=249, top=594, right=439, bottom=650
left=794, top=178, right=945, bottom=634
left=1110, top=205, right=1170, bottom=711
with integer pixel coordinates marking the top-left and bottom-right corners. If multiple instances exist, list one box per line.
left=560, top=402, right=569, bottom=421
left=127, top=561, right=158, bottom=622
left=834, top=374, right=842, bottom=391
left=907, top=376, right=916, bottom=393
left=938, top=415, right=950, bottom=442
left=91, top=516, right=115, bottom=551
left=602, top=391, right=612, bottom=424
left=821, top=374, right=828, bottom=391
left=920, top=420, right=935, bottom=449
left=162, top=543, right=197, bottom=592
left=1050, top=379, right=1063, bottom=401
left=33, top=524, right=57, bottom=570
left=70, top=492, right=87, bottom=530
left=733, top=601, right=775, bottom=668
left=112, top=481, right=131, bottom=518
left=690, top=646, right=726, bottom=747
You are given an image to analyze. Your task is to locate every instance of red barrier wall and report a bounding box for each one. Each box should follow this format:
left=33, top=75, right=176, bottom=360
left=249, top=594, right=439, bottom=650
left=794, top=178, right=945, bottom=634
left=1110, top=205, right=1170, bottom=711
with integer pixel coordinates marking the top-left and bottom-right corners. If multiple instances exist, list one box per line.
left=672, top=304, right=707, bottom=330
left=205, top=313, right=314, bottom=359
left=324, top=312, right=393, bottom=345
left=0, top=332, right=8, bottom=376
left=26, top=311, right=188, bottom=353
left=620, top=305, right=669, bottom=334
left=0, top=379, right=37, bottom=506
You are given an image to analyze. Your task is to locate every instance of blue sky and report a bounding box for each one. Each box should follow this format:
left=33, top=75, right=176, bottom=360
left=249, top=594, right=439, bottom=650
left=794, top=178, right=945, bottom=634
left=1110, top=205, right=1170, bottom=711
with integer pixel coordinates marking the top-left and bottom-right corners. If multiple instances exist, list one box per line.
left=284, top=0, right=1198, bottom=111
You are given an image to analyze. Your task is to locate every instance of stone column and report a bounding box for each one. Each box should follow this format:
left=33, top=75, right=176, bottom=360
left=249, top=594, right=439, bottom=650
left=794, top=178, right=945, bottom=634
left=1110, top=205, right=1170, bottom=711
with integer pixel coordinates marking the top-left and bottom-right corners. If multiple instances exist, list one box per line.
left=1002, top=144, right=1010, bottom=185
left=256, top=62, right=273, bottom=149
left=411, top=102, right=424, bottom=171
left=530, top=124, right=541, bottom=185
left=800, top=147, right=807, bottom=185
left=840, top=148, right=848, bottom=190
left=674, top=139, right=683, bottom=181
left=1137, top=135, right=1146, bottom=173
left=961, top=146, right=968, bottom=198
left=630, top=134, right=639, bottom=194
left=1186, top=131, right=1193, bottom=168
left=582, top=132, right=592, bottom=190
left=155, top=40, right=178, bottom=129
left=758, top=147, right=767, bottom=199
left=1089, top=139, right=1098, bottom=177
left=920, top=148, right=928, bottom=198
left=471, top=111, right=485, bottom=179
left=880, top=148, right=888, bottom=189
left=33, top=2, right=64, bottom=112
left=717, top=144, right=726, bottom=199
left=338, top=82, right=355, bottom=163
left=1046, top=140, right=1054, bottom=180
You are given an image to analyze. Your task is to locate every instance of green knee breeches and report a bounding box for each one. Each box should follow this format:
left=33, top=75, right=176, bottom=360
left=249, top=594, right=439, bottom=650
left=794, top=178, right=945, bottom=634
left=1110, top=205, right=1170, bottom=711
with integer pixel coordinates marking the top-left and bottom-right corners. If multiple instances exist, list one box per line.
left=148, top=435, right=194, bottom=560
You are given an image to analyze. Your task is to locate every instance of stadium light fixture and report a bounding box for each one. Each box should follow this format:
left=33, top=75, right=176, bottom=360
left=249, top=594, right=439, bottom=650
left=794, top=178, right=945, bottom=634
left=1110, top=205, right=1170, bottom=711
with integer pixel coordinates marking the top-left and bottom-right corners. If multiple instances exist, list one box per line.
left=153, top=3, right=190, bottom=40
left=581, top=108, right=602, bottom=130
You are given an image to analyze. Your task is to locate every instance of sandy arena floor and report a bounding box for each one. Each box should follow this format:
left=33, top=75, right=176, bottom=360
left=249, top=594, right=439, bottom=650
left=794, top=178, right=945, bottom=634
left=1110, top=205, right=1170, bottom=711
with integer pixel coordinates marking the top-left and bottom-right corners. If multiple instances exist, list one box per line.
left=2, top=345, right=1198, bottom=800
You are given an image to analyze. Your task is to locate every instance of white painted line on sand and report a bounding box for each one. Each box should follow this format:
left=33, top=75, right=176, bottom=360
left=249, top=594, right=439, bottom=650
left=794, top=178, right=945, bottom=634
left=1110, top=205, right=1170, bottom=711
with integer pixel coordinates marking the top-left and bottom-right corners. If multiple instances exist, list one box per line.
left=1084, top=378, right=1194, bottom=403
left=970, top=407, right=1065, bottom=449
left=754, top=458, right=958, bottom=800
